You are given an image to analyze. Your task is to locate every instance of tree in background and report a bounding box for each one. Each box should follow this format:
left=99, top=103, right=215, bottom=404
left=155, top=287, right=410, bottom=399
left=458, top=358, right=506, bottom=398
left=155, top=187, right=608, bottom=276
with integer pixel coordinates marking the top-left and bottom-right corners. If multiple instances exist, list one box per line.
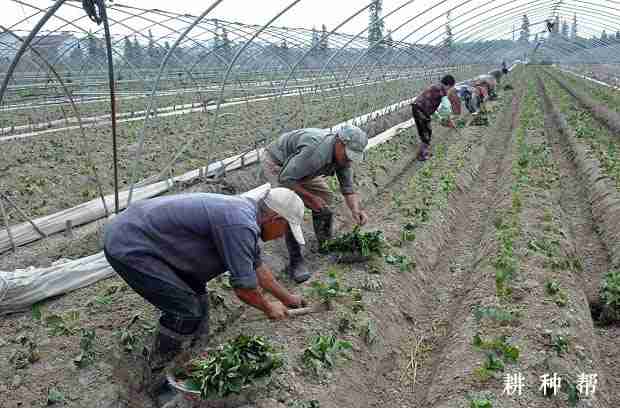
left=69, top=41, right=83, bottom=67
left=444, top=11, right=453, bottom=52
left=384, top=30, right=394, bottom=48
left=311, top=26, right=320, bottom=49
left=86, top=30, right=105, bottom=63
left=519, top=14, right=530, bottom=43
left=571, top=13, right=577, bottom=39
left=132, top=36, right=143, bottom=66
left=319, top=24, right=329, bottom=51
left=147, top=29, right=158, bottom=66
left=368, top=0, right=385, bottom=47
left=123, top=36, right=133, bottom=64
left=601, top=30, right=608, bottom=43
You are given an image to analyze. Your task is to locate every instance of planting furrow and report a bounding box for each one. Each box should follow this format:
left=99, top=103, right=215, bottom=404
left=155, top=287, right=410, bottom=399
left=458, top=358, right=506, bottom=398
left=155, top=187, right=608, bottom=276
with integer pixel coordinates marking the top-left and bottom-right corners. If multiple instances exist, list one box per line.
left=538, top=72, right=620, bottom=406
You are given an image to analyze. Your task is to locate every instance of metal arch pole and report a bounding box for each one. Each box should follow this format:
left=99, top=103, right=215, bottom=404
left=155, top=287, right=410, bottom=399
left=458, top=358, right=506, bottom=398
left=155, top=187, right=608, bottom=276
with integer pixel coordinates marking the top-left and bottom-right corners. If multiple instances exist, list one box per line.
left=99, top=1, right=120, bottom=215
left=0, top=0, right=67, bottom=107
left=127, top=0, right=224, bottom=205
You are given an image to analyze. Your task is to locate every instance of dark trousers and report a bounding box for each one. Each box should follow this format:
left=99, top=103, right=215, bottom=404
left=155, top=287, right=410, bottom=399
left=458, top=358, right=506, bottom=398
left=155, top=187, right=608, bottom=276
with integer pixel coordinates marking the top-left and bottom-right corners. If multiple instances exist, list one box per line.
left=411, top=103, right=432, bottom=145
left=104, top=248, right=207, bottom=335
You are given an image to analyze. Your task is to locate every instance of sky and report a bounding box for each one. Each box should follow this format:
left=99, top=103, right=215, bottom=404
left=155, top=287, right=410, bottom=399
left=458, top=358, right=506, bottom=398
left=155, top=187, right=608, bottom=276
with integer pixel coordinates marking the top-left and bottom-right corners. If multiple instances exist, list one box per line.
left=1, top=0, right=612, bottom=45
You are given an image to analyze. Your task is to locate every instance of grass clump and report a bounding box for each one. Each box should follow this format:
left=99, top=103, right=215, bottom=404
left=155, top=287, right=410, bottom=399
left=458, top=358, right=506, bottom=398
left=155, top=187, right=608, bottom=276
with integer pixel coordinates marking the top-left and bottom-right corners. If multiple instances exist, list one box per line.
left=176, top=335, right=283, bottom=399
left=601, top=271, right=620, bottom=314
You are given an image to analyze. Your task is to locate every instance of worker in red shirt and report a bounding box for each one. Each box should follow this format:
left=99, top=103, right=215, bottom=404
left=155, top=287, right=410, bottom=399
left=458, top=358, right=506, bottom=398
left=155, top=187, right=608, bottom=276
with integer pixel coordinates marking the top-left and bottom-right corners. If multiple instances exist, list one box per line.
left=411, top=75, right=461, bottom=161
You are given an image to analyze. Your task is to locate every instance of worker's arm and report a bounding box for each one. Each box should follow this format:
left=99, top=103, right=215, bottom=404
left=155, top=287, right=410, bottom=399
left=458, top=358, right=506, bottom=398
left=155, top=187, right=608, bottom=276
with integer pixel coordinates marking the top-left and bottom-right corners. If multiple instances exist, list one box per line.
left=447, top=88, right=462, bottom=115
left=289, top=183, right=327, bottom=211
left=256, top=263, right=306, bottom=308
left=343, top=193, right=368, bottom=225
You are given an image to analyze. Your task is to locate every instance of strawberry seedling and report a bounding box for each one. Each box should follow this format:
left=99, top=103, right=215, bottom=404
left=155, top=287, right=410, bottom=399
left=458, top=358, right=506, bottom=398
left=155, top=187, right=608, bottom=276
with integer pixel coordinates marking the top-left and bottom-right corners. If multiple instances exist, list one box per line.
left=174, top=335, right=282, bottom=399
left=302, top=334, right=352, bottom=376
left=322, top=226, right=385, bottom=259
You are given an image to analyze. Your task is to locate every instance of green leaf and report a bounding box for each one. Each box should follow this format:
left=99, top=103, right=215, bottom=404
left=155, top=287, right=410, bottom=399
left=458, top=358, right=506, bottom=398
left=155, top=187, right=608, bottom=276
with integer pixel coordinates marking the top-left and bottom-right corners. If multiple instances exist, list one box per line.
left=47, top=387, right=65, bottom=403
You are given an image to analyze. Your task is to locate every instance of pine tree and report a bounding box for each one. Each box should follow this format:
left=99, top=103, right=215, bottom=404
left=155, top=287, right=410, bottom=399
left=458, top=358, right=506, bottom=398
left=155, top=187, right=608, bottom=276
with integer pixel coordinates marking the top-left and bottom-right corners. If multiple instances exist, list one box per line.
left=69, top=42, right=82, bottom=67
left=519, top=14, right=530, bottom=43
left=616, top=31, right=620, bottom=42
left=123, top=36, right=133, bottom=64
left=368, top=0, right=384, bottom=46
left=444, top=11, right=453, bottom=50
left=221, top=27, right=232, bottom=61
left=601, top=30, right=608, bottom=42
left=385, top=30, right=394, bottom=48
left=132, top=36, right=143, bottom=66
left=319, top=24, right=328, bottom=51
left=553, top=15, right=560, bottom=34
left=147, top=29, right=157, bottom=65
left=571, top=13, right=577, bottom=39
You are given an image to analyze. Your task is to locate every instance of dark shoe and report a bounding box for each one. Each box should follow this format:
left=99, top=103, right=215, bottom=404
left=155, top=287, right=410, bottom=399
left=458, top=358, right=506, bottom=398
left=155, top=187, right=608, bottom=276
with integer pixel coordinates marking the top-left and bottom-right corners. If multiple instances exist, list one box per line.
left=417, top=143, right=430, bottom=161
left=312, top=208, right=334, bottom=252
left=285, top=227, right=311, bottom=283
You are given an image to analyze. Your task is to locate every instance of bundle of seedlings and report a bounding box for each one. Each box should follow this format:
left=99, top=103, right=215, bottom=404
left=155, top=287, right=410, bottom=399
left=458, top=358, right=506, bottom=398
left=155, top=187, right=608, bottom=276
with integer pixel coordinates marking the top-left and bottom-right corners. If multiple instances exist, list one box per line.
left=321, top=226, right=385, bottom=263
left=171, top=335, right=283, bottom=400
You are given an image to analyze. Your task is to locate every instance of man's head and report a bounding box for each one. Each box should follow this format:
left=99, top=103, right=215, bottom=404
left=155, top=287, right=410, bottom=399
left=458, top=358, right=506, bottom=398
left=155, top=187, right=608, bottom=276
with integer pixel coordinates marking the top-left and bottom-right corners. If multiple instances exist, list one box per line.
left=255, top=187, right=305, bottom=244
left=334, top=125, right=368, bottom=167
left=441, top=74, right=456, bottom=89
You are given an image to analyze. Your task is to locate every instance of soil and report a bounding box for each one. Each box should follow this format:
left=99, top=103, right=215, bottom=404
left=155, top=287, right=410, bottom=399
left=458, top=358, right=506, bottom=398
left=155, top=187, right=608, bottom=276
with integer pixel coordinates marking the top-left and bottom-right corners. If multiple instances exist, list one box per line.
left=3, top=66, right=620, bottom=408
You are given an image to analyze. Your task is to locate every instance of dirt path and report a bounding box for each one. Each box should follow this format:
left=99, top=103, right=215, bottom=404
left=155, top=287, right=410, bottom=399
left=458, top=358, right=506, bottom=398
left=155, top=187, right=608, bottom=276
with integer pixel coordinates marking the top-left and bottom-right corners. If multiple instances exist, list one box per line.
left=539, top=73, right=620, bottom=406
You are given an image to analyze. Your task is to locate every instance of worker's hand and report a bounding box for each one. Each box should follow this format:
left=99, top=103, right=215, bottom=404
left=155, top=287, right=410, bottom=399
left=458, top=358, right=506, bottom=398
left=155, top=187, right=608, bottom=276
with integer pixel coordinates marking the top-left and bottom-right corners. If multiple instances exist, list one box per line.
left=265, top=301, right=289, bottom=320
left=284, top=294, right=307, bottom=309
left=352, top=210, right=369, bottom=226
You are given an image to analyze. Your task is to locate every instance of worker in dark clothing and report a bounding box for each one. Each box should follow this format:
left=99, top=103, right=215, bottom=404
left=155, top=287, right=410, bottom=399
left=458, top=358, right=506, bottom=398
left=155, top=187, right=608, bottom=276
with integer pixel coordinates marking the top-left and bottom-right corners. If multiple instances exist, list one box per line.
left=411, top=74, right=462, bottom=161
left=103, top=187, right=307, bottom=398
left=260, top=125, right=369, bottom=283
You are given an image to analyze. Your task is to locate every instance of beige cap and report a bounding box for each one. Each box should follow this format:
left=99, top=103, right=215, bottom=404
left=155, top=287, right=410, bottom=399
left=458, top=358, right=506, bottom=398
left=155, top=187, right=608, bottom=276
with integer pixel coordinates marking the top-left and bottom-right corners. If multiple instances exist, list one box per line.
left=242, top=184, right=306, bottom=245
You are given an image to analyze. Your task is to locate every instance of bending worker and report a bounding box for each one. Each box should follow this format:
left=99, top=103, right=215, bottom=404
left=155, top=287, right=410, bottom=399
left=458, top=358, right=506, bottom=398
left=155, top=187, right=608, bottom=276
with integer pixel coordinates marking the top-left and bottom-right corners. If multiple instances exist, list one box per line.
left=260, top=125, right=369, bottom=283
left=103, top=187, right=307, bottom=378
left=411, top=74, right=462, bottom=161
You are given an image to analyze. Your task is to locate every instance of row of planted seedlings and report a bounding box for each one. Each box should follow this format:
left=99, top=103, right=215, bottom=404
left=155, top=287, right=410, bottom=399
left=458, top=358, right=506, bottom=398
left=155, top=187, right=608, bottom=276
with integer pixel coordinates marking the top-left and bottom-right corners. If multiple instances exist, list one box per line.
left=541, top=71, right=620, bottom=311
left=401, top=73, right=523, bottom=408
left=447, top=70, right=599, bottom=408
left=555, top=69, right=620, bottom=116
left=165, top=94, right=505, bottom=405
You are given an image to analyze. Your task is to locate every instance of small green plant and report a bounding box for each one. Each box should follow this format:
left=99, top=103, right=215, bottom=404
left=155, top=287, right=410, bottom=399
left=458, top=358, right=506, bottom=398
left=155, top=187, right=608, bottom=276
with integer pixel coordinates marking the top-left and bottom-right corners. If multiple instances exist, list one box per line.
left=176, top=335, right=283, bottom=399
left=47, top=387, right=65, bottom=404
left=385, top=254, right=415, bottom=272
left=358, top=318, right=378, bottom=345
left=309, top=269, right=345, bottom=303
left=114, top=328, right=138, bottom=353
left=601, top=271, right=620, bottom=312
left=472, top=334, right=520, bottom=363
left=74, top=328, right=96, bottom=368
left=401, top=222, right=416, bottom=242
left=322, top=226, right=384, bottom=258
left=470, top=398, right=493, bottom=408
left=362, top=277, right=383, bottom=291
left=287, top=400, right=320, bottom=408
left=9, top=336, right=40, bottom=369
left=473, top=306, right=520, bottom=324
left=552, top=335, right=569, bottom=355
left=45, top=310, right=80, bottom=336
left=302, top=334, right=352, bottom=375
left=474, top=353, right=505, bottom=381
left=545, top=280, right=568, bottom=307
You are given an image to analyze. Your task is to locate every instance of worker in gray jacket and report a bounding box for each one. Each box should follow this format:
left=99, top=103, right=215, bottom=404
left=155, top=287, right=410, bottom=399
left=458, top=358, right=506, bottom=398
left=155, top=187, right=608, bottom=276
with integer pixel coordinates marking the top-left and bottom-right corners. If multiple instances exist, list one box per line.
left=260, top=125, right=369, bottom=283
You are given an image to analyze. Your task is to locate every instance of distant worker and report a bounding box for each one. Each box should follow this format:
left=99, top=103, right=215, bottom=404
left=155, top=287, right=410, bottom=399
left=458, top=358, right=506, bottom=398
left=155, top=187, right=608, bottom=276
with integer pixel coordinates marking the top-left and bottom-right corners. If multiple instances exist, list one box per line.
left=474, top=74, right=498, bottom=100
left=103, top=188, right=308, bottom=391
left=456, top=84, right=482, bottom=114
left=489, top=69, right=504, bottom=85
left=502, top=61, right=509, bottom=75
left=260, top=125, right=369, bottom=282
left=411, top=74, right=462, bottom=161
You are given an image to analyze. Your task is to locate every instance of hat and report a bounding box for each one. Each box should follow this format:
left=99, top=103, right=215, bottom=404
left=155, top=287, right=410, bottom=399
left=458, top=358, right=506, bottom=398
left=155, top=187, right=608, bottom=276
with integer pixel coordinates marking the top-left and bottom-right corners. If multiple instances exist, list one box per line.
left=337, top=125, right=368, bottom=162
left=244, top=185, right=306, bottom=245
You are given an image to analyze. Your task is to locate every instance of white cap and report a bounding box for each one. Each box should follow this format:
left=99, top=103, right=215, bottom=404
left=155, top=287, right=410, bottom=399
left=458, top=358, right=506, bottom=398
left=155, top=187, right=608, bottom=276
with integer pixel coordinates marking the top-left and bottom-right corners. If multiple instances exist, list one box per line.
left=242, top=184, right=306, bottom=245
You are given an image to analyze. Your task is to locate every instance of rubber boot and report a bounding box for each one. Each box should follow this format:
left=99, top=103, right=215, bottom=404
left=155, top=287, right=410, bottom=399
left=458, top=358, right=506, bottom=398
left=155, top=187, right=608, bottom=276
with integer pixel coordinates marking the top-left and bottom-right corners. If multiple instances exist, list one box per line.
left=285, top=227, right=311, bottom=283
left=312, top=208, right=334, bottom=253
left=417, top=143, right=429, bottom=161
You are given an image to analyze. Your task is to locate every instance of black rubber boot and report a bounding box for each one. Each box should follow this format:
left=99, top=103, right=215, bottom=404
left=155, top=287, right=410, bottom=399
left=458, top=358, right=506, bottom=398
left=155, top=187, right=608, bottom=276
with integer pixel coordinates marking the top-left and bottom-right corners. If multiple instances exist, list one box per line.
left=285, top=227, right=311, bottom=283
left=312, top=208, right=334, bottom=253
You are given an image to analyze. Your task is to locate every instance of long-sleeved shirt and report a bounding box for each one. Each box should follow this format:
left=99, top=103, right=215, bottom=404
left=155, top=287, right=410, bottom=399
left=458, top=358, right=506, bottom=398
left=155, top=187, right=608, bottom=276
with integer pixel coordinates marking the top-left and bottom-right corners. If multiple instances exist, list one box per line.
left=414, top=83, right=462, bottom=116
left=104, top=193, right=262, bottom=290
left=266, top=128, right=355, bottom=194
